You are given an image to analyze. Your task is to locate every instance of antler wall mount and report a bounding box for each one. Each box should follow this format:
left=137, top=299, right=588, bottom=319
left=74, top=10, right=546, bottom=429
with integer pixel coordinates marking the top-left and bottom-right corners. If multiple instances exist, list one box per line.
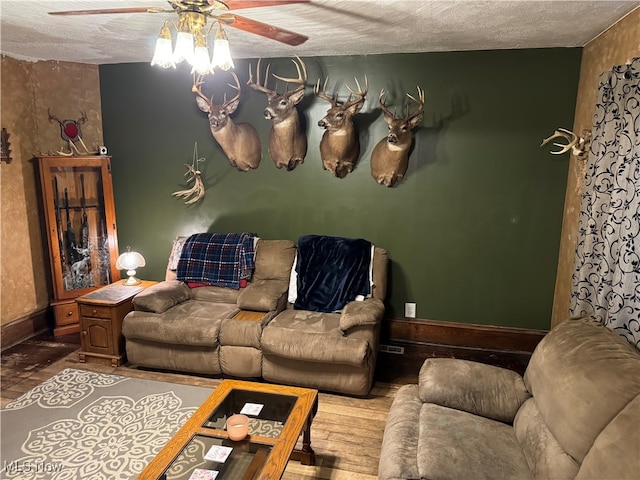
left=540, top=128, right=591, bottom=160
left=172, top=142, right=206, bottom=205
left=46, top=109, right=98, bottom=156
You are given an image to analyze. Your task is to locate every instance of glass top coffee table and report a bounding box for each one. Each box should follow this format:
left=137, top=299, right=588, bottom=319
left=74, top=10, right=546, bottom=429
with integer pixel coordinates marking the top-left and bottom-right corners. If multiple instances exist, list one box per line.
left=138, top=379, right=318, bottom=480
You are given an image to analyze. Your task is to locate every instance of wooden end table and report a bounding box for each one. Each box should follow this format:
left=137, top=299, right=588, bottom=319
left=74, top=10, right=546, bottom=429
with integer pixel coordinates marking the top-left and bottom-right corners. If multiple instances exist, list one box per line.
left=76, top=280, right=156, bottom=367
left=138, top=379, right=318, bottom=480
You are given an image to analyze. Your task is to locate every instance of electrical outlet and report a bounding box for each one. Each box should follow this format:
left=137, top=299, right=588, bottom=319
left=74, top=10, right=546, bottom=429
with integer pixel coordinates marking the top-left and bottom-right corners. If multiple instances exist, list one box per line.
left=404, top=302, right=416, bottom=318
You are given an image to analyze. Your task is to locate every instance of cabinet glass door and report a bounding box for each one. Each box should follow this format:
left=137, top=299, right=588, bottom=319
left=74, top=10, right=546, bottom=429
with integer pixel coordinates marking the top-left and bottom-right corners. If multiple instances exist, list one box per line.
left=39, top=156, right=119, bottom=300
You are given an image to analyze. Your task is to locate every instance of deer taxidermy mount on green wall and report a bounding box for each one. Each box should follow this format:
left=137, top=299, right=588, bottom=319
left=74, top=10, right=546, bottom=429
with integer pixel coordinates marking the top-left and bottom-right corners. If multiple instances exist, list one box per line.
left=314, top=76, right=368, bottom=178
left=247, top=56, right=308, bottom=171
left=193, top=72, right=262, bottom=171
left=370, top=87, right=425, bottom=187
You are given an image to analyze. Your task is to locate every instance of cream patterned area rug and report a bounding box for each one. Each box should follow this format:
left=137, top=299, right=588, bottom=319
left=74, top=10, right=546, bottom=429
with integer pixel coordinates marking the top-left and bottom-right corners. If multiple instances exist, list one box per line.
left=1, top=368, right=212, bottom=480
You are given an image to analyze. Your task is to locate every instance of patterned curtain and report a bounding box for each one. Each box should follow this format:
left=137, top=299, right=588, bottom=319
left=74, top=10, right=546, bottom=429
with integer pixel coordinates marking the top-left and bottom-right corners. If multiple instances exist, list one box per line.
left=570, top=57, right=640, bottom=349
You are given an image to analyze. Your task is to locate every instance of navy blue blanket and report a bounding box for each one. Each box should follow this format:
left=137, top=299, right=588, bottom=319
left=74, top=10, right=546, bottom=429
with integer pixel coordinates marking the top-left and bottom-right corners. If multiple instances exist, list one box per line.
left=294, top=235, right=372, bottom=313
left=176, top=232, right=256, bottom=289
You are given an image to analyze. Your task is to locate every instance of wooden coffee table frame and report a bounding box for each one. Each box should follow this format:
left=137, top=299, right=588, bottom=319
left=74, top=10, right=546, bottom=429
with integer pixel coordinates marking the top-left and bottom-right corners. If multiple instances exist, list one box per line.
left=138, top=379, right=318, bottom=480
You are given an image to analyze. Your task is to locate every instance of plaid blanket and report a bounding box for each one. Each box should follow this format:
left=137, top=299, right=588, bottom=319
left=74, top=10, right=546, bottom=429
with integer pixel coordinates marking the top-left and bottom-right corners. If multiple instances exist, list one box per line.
left=176, top=232, right=256, bottom=289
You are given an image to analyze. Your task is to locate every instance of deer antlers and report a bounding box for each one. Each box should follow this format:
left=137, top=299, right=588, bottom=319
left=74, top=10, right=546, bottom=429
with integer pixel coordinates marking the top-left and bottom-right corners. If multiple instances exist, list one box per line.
left=192, top=72, right=241, bottom=109
left=247, top=55, right=307, bottom=96
left=46, top=109, right=97, bottom=156
left=379, top=86, right=425, bottom=120
left=314, top=76, right=369, bottom=109
left=172, top=143, right=206, bottom=205
left=541, top=128, right=591, bottom=158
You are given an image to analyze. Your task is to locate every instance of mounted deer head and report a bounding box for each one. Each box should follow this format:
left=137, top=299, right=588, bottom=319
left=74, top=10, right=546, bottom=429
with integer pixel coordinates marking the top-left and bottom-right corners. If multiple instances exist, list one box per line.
left=247, top=55, right=308, bottom=171
left=193, top=72, right=262, bottom=171
left=540, top=128, right=590, bottom=159
left=314, top=76, right=368, bottom=178
left=370, top=87, right=425, bottom=187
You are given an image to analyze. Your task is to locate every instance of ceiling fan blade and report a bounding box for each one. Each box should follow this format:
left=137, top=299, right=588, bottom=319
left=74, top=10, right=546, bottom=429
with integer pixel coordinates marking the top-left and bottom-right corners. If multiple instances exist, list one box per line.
left=226, top=14, right=308, bottom=46
left=49, top=7, right=166, bottom=16
left=224, top=0, right=309, bottom=10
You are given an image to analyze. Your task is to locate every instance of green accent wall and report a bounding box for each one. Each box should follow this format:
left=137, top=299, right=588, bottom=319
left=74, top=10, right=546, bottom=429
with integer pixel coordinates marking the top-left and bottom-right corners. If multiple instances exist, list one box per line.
left=100, top=48, right=581, bottom=330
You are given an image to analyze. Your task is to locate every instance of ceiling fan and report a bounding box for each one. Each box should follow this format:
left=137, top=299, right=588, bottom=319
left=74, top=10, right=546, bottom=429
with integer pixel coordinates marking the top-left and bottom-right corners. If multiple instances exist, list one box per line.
left=48, top=0, right=310, bottom=46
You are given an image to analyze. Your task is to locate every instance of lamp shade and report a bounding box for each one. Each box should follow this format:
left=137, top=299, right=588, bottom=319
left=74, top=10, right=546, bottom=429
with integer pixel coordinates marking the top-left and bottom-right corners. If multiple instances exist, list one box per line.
left=191, top=45, right=212, bottom=75
left=211, top=26, right=234, bottom=71
left=151, top=23, right=175, bottom=69
left=116, top=248, right=145, bottom=285
left=173, top=31, right=194, bottom=64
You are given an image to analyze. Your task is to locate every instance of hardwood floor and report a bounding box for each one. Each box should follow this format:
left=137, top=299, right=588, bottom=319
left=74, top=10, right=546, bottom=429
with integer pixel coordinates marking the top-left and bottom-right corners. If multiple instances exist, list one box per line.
left=1, top=333, right=531, bottom=479
left=1, top=334, right=396, bottom=479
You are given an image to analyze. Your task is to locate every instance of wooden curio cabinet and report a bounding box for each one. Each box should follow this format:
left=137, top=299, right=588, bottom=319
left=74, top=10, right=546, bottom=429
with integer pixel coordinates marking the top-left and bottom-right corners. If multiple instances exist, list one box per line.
left=37, top=155, right=120, bottom=336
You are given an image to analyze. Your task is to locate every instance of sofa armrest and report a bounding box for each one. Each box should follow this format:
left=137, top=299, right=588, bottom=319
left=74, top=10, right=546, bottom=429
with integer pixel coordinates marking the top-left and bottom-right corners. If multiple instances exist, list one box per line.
left=419, top=358, right=531, bottom=423
left=132, top=280, right=191, bottom=314
left=339, top=298, right=385, bottom=331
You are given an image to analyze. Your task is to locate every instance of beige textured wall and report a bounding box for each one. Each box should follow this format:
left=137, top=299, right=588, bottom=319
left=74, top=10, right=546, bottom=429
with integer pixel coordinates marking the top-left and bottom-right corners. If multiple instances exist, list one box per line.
left=0, top=56, right=102, bottom=327
left=551, top=9, right=640, bottom=329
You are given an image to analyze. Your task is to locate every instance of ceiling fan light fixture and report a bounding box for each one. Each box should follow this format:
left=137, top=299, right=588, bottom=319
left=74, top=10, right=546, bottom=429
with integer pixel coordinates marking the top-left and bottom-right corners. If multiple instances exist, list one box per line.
left=211, top=25, right=234, bottom=71
left=151, top=23, right=176, bottom=69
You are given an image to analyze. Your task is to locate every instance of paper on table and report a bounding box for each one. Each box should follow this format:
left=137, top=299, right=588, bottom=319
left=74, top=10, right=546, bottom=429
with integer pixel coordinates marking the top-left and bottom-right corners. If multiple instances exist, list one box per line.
left=204, top=445, right=233, bottom=463
left=188, top=468, right=219, bottom=480
left=240, top=402, right=264, bottom=416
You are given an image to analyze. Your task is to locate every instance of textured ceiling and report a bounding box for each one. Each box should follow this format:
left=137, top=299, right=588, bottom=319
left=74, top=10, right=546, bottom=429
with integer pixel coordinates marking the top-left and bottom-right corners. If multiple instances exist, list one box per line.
left=1, top=1, right=639, bottom=65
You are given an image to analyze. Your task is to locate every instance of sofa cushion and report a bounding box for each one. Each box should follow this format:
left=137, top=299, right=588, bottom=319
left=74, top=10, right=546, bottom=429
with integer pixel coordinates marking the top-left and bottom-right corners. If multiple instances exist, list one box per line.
left=417, top=403, right=532, bottom=480
left=524, top=317, right=640, bottom=463
left=190, top=285, right=239, bottom=303
left=418, top=358, right=531, bottom=423
left=123, top=309, right=230, bottom=347
left=339, top=298, right=385, bottom=331
left=253, top=239, right=296, bottom=282
left=237, top=280, right=288, bottom=312
left=132, top=280, right=191, bottom=314
left=261, top=309, right=369, bottom=367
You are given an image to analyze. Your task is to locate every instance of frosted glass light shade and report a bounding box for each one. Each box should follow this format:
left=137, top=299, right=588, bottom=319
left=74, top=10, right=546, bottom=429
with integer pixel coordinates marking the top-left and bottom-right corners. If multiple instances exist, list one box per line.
left=211, top=33, right=234, bottom=71
left=191, top=45, right=212, bottom=75
left=151, top=37, right=176, bottom=69
left=116, top=249, right=146, bottom=286
left=173, top=31, right=194, bottom=64
left=211, top=39, right=235, bottom=70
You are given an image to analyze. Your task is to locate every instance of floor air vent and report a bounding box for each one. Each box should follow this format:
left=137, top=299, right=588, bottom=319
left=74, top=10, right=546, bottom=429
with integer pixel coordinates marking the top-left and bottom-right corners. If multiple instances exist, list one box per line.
left=378, top=344, right=405, bottom=354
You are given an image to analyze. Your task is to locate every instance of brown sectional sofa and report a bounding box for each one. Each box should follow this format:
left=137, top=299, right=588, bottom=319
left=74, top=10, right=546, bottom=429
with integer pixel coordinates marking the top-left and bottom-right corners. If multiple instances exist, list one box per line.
left=378, top=317, right=640, bottom=479
left=122, top=237, right=388, bottom=396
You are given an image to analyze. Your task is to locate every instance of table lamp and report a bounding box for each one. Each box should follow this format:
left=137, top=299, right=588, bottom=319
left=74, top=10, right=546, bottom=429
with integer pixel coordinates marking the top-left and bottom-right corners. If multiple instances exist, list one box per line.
left=116, top=247, right=146, bottom=285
